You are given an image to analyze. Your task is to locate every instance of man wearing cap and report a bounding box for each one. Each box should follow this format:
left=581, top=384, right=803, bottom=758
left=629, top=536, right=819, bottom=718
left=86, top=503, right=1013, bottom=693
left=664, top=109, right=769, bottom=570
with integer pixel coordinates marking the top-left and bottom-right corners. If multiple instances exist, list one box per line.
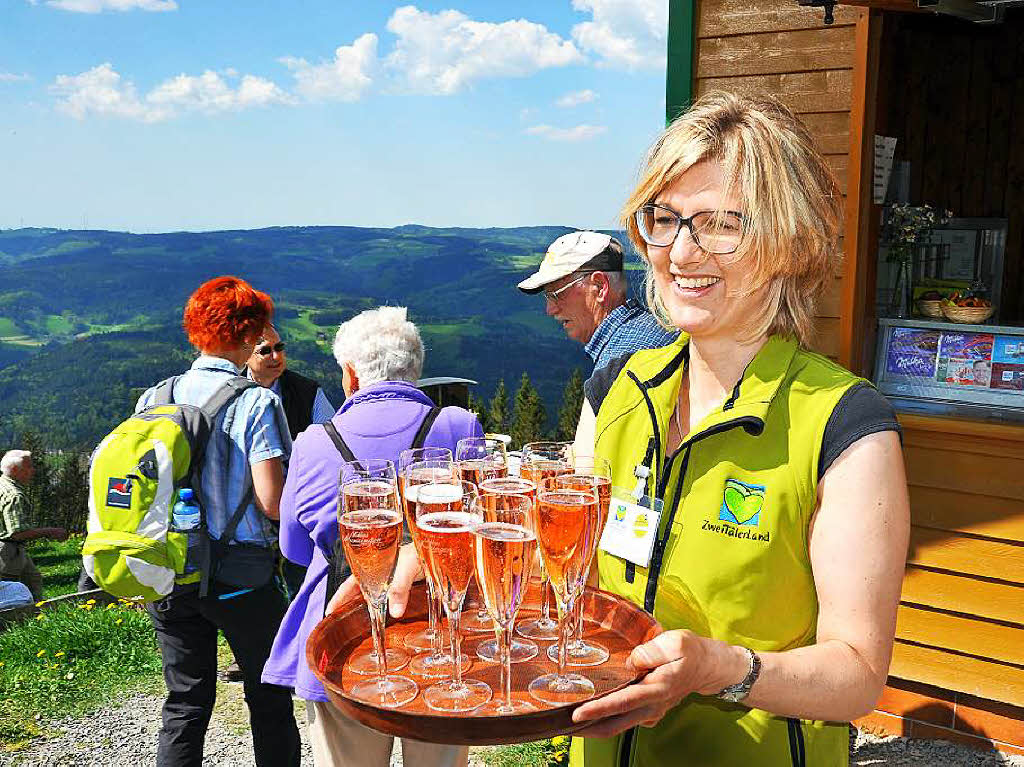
left=518, top=231, right=677, bottom=373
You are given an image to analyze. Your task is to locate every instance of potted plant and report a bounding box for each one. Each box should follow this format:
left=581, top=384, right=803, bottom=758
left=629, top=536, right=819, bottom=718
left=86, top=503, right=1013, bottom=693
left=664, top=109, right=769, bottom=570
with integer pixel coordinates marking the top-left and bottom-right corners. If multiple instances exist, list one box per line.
left=882, top=203, right=951, bottom=318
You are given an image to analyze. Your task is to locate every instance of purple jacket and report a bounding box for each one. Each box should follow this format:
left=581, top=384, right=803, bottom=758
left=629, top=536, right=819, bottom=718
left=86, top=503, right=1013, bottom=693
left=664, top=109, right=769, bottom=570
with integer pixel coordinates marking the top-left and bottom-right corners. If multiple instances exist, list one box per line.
left=262, top=380, right=483, bottom=701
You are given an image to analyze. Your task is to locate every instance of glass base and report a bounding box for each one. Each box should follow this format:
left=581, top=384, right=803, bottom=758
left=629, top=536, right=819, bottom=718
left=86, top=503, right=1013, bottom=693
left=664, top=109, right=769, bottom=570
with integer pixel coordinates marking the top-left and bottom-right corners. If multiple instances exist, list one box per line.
left=460, top=608, right=494, bottom=633
left=478, top=697, right=538, bottom=716
left=424, top=679, right=492, bottom=712
left=409, top=650, right=471, bottom=678
left=547, top=639, right=610, bottom=667
left=516, top=615, right=559, bottom=641
left=347, top=647, right=409, bottom=676
left=404, top=625, right=441, bottom=653
left=528, top=672, right=595, bottom=706
left=350, top=674, right=418, bottom=708
left=477, top=637, right=539, bottom=664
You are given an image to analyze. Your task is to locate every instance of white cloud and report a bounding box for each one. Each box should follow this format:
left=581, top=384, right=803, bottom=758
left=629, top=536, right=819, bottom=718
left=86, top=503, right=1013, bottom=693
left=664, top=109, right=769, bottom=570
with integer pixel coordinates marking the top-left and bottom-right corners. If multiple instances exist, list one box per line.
left=52, top=63, right=169, bottom=122
left=52, top=63, right=292, bottom=122
left=571, top=0, right=667, bottom=70
left=279, top=33, right=377, bottom=102
left=30, top=0, right=177, bottom=12
left=556, top=89, right=597, bottom=108
left=384, top=5, right=582, bottom=95
left=0, top=72, right=32, bottom=82
left=526, top=123, right=607, bottom=142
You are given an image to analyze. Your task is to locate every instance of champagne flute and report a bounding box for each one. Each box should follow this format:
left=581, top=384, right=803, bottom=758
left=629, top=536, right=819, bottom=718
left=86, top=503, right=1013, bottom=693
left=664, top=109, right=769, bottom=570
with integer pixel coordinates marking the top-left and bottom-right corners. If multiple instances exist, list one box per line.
left=528, top=477, right=599, bottom=705
left=473, top=493, right=538, bottom=715
left=416, top=481, right=492, bottom=712
left=399, top=453, right=460, bottom=667
left=546, top=457, right=613, bottom=667
left=516, top=441, right=571, bottom=642
left=455, top=437, right=509, bottom=632
left=339, top=470, right=418, bottom=708
left=340, top=461, right=410, bottom=676
left=474, top=477, right=540, bottom=664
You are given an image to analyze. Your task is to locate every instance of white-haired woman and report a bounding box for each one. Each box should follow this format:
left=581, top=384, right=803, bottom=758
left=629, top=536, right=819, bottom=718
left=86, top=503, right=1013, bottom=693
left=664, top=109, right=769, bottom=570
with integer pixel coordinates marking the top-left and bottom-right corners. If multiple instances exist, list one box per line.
left=565, top=92, right=910, bottom=766
left=262, top=306, right=482, bottom=767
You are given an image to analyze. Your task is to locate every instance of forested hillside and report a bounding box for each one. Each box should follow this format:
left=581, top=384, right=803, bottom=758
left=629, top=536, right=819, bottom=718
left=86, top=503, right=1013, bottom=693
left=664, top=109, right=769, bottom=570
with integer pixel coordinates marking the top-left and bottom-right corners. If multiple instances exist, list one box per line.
left=0, top=225, right=609, bottom=448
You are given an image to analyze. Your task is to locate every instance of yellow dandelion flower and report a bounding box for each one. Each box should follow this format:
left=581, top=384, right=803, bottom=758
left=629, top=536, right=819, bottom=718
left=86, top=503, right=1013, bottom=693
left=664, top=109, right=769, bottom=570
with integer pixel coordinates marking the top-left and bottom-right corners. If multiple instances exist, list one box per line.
left=0, top=661, right=5, bottom=668
left=106, top=603, right=117, bottom=610
left=34, top=601, right=45, bottom=608
left=115, top=619, right=123, bottom=625
left=551, top=736, right=569, bottom=746
left=35, top=614, right=44, bottom=621
left=55, top=652, right=65, bottom=657
left=85, top=599, right=96, bottom=605
left=36, top=650, right=46, bottom=657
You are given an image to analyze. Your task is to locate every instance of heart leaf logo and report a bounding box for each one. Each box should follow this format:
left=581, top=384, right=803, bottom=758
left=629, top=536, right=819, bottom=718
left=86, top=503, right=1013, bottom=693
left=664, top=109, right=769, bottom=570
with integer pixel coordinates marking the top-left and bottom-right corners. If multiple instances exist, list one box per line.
left=723, top=480, right=765, bottom=525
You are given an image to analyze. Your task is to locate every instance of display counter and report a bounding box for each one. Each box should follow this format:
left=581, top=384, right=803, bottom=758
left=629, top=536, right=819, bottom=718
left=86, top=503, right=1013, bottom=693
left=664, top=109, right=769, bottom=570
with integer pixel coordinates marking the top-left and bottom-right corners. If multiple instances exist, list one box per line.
left=874, top=318, right=1024, bottom=423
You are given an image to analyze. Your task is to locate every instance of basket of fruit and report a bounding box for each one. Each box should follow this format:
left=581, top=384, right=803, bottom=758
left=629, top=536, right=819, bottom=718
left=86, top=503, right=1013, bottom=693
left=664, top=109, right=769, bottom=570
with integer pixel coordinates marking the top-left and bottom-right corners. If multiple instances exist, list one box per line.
left=916, top=291, right=945, bottom=319
left=940, top=293, right=995, bottom=324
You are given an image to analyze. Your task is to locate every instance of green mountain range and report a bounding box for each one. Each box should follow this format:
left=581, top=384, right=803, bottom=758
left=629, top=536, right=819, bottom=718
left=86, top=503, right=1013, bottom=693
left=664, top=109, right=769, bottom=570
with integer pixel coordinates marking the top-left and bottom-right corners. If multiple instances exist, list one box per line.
left=0, top=225, right=633, bottom=448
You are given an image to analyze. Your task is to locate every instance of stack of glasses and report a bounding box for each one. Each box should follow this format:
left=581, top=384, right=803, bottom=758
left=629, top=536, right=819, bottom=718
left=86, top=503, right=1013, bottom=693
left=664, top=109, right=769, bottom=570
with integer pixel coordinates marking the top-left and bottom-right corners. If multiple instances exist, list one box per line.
left=336, top=439, right=612, bottom=714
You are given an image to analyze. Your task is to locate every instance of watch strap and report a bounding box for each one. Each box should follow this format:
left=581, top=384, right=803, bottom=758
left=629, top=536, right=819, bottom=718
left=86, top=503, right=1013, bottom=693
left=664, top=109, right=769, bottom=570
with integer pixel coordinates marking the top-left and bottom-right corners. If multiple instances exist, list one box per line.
left=715, top=647, right=761, bottom=703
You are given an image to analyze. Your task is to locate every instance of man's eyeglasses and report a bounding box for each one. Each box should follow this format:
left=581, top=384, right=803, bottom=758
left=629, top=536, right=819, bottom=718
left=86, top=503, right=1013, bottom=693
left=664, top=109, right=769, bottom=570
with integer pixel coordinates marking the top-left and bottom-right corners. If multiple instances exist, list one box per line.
left=542, top=273, right=590, bottom=304
left=635, top=204, right=745, bottom=254
left=254, top=342, right=285, bottom=357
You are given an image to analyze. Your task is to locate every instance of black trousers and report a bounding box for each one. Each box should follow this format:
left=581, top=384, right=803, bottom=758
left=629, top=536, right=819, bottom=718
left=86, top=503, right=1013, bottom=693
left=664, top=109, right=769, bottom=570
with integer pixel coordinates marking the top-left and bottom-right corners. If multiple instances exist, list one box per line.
left=147, top=582, right=301, bottom=767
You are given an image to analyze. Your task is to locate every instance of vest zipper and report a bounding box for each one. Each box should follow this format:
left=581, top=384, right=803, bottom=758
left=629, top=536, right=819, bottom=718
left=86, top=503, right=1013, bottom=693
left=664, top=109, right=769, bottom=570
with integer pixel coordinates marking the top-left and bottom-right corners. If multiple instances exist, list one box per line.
left=787, top=718, right=806, bottom=767
left=617, top=724, right=636, bottom=767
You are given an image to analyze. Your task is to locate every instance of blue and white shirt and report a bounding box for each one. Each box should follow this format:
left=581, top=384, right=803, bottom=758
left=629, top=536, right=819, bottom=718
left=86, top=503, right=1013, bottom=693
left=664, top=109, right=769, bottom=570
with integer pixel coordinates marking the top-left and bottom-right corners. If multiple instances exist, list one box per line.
left=584, top=299, right=679, bottom=373
left=136, top=356, right=291, bottom=547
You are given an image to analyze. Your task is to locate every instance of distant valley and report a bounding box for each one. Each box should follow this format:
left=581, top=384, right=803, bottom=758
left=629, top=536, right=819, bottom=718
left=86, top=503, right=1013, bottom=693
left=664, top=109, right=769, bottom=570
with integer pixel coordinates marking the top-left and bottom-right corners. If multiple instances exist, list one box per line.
left=0, top=225, right=637, bottom=448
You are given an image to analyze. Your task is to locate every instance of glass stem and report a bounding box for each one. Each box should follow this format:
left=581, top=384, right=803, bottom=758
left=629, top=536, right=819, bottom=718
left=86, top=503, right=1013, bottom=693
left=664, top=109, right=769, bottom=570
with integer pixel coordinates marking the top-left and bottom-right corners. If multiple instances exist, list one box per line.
left=541, top=570, right=552, bottom=623
left=573, top=596, right=584, bottom=646
left=368, top=599, right=388, bottom=682
left=427, top=582, right=443, bottom=656
left=498, top=623, right=513, bottom=709
left=447, top=606, right=464, bottom=688
left=556, top=595, right=573, bottom=680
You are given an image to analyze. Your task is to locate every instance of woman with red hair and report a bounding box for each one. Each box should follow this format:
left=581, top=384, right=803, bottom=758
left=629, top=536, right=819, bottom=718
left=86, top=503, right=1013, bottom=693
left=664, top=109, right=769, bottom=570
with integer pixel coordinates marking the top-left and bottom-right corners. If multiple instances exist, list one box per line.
left=136, top=275, right=301, bottom=767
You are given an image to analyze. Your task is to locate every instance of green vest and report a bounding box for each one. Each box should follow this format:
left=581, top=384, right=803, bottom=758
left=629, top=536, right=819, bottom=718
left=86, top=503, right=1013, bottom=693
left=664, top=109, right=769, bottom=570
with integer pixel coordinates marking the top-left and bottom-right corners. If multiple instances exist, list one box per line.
left=572, top=335, right=861, bottom=767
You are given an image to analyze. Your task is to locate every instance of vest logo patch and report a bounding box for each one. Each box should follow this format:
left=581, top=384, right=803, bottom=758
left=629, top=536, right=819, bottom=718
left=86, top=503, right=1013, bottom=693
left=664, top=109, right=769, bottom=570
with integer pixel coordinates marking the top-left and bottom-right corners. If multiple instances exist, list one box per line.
left=719, top=479, right=764, bottom=527
left=106, top=477, right=133, bottom=509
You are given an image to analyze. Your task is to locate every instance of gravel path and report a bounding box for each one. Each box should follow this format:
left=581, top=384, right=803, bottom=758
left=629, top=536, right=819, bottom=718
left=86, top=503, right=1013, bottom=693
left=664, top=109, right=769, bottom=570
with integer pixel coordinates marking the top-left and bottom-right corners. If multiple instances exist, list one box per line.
left=4, top=690, right=1022, bottom=766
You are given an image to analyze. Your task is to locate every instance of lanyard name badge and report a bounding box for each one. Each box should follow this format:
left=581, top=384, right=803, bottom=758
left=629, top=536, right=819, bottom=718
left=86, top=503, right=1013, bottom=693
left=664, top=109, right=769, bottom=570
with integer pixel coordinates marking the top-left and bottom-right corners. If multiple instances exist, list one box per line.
left=599, top=463, right=664, bottom=569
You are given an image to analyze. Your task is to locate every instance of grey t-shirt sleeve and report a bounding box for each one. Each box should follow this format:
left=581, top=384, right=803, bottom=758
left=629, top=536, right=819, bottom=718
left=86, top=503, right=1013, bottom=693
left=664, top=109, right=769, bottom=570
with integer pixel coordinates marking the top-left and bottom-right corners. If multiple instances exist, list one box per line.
left=584, top=353, right=635, bottom=415
left=818, top=383, right=903, bottom=480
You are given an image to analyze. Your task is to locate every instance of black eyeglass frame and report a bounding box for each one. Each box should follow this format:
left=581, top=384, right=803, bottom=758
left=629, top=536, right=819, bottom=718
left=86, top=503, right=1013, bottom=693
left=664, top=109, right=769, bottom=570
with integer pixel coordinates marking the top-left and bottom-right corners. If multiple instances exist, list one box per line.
left=635, top=204, right=747, bottom=254
left=254, top=341, right=286, bottom=356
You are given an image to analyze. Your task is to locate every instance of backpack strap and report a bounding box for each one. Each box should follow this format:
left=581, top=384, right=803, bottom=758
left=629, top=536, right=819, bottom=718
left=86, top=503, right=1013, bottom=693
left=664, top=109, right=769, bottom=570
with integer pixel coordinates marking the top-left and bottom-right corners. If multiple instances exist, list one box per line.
left=200, top=377, right=259, bottom=421
left=322, top=420, right=358, bottom=464
left=152, top=376, right=179, bottom=406
left=411, top=407, right=442, bottom=450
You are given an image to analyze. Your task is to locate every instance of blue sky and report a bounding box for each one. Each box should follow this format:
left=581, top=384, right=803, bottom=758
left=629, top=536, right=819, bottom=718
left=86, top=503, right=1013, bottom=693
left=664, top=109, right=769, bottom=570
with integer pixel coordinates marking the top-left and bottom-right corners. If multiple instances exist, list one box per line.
left=0, top=0, right=667, bottom=232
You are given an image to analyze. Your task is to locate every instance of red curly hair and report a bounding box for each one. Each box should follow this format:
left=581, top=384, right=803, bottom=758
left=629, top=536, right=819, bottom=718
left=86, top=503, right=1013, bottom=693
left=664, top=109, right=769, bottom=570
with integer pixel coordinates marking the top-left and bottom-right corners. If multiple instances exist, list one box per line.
left=183, top=276, right=273, bottom=352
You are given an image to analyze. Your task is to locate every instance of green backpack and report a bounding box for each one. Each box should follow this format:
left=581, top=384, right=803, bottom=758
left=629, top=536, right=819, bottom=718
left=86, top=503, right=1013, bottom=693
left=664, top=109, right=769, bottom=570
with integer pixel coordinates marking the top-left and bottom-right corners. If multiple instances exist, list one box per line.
left=82, top=376, right=257, bottom=602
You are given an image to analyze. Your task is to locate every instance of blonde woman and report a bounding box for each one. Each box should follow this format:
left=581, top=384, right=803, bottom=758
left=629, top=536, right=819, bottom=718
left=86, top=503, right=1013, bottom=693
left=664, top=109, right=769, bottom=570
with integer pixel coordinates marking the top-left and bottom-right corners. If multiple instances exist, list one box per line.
left=569, top=92, right=909, bottom=766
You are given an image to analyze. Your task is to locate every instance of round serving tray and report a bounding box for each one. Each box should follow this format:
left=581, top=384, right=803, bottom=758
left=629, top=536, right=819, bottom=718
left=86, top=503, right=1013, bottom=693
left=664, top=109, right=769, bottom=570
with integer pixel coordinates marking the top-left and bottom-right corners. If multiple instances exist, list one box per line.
left=306, top=582, right=661, bottom=745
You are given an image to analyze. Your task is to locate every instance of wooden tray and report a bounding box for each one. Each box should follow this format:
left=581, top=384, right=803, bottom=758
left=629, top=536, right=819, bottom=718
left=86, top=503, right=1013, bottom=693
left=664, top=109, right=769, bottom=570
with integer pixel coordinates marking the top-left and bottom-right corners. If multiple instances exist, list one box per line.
left=306, top=582, right=661, bottom=745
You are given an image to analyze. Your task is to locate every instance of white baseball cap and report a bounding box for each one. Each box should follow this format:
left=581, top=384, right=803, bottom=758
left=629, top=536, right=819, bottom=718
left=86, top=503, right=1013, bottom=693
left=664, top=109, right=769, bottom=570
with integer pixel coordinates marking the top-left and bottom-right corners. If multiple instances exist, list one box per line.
left=517, top=231, right=624, bottom=293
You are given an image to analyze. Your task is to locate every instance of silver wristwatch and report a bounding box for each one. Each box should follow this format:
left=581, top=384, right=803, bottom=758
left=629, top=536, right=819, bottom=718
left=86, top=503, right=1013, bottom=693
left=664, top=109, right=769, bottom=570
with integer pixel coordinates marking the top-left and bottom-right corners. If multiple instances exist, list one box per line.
left=715, top=647, right=761, bottom=703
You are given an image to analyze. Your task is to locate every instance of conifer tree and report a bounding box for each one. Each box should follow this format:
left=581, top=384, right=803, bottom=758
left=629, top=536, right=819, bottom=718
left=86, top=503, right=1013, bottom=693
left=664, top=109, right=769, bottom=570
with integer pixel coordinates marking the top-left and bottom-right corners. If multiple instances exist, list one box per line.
left=510, top=373, right=546, bottom=449
left=18, top=431, right=51, bottom=528
left=555, top=368, right=585, bottom=442
left=466, top=391, right=491, bottom=433
left=487, top=379, right=510, bottom=435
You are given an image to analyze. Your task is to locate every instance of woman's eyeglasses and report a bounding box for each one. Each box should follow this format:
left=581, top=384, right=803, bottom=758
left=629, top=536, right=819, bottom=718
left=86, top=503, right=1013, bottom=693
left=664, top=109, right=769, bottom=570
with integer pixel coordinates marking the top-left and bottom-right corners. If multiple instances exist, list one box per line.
left=635, top=204, right=745, bottom=254
left=254, top=342, right=285, bottom=357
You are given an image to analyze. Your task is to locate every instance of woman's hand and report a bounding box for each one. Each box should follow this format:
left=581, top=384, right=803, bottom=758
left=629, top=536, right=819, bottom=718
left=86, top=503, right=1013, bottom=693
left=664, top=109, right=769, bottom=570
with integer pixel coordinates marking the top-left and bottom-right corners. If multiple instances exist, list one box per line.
left=571, top=629, right=748, bottom=737
left=325, top=542, right=424, bottom=618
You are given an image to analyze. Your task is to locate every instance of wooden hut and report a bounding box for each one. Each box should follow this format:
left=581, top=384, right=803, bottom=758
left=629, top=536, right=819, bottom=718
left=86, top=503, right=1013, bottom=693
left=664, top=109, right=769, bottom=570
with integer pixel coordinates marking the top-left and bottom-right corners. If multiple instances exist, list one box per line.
left=668, top=0, right=1024, bottom=754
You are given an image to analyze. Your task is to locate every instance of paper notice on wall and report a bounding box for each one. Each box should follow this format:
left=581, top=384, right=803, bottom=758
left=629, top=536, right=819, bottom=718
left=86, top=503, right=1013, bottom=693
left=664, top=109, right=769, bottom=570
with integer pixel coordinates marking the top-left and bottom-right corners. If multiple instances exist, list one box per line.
left=873, top=136, right=897, bottom=204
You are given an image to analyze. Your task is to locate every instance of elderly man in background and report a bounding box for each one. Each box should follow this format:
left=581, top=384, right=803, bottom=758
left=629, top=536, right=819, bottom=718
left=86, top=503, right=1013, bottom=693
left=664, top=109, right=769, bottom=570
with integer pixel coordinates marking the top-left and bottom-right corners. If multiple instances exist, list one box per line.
left=0, top=450, right=67, bottom=602
left=518, top=231, right=677, bottom=375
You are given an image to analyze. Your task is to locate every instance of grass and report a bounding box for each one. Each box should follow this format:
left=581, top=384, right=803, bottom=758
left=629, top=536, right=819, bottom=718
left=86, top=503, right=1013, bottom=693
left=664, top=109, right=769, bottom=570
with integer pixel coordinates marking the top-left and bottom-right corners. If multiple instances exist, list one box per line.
left=26, top=538, right=84, bottom=599
left=0, top=317, right=21, bottom=337
left=0, top=599, right=163, bottom=750
left=481, top=737, right=568, bottom=767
